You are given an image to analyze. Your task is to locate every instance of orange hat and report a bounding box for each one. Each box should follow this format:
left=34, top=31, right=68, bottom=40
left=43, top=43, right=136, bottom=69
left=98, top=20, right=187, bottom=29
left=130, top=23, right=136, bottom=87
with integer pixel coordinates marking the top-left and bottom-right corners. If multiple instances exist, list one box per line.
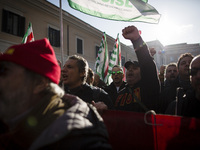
left=0, top=38, right=60, bottom=84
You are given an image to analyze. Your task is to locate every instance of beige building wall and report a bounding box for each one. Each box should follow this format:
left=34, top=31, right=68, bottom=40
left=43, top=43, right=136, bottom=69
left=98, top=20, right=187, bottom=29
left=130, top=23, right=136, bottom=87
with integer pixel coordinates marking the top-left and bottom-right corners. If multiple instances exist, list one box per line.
left=0, top=0, right=136, bottom=70
left=163, top=43, right=200, bottom=65
left=147, top=40, right=200, bottom=71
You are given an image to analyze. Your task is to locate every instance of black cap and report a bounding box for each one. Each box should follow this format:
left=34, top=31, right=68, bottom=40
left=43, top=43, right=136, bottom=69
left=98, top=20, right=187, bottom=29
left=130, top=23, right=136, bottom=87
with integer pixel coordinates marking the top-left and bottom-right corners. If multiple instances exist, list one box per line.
left=124, top=61, right=140, bottom=69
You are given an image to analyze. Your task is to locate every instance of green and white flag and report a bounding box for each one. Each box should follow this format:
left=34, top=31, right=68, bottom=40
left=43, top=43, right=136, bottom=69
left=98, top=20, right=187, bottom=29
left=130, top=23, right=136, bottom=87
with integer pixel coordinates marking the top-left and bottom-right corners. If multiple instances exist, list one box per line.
left=94, top=32, right=109, bottom=84
left=108, top=33, right=121, bottom=72
left=68, top=0, right=160, bottom=23
left=107, top=33, right=121, bottom=84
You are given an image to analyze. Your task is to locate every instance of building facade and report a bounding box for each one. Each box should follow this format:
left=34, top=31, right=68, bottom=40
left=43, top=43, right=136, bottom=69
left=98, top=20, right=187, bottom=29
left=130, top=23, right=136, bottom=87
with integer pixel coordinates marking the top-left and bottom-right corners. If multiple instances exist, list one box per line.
left=1, top=0, right=199, bottom=72
left=0, top=0, right=136, bottom=70
left=163, top=43, right=200, bottom=65
left=146, top=40, right=164, bottom=70
left=147, top=41, right=200, bottom=70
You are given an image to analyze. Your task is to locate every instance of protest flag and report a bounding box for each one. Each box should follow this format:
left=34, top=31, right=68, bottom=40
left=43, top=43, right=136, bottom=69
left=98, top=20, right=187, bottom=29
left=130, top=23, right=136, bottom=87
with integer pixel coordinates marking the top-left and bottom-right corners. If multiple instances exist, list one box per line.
left=67, top=0, right=160, bottom=24
left=107, top=33, right=122, bottom=84
left=94, top=32, right=109, bottom=84
left=22, top=22, right=34, bottom=43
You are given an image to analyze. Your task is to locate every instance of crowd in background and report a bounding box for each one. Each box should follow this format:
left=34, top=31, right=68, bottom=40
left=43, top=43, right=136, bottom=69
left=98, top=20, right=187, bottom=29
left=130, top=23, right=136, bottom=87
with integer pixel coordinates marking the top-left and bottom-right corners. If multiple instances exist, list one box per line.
left=0, top=25, right=200, bottom=149
left=60, top=26, right=200, bottom=119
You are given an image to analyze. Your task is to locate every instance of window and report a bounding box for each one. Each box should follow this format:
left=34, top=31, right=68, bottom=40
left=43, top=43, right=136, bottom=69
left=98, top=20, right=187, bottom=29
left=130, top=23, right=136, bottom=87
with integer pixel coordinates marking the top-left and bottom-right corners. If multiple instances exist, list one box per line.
left=95, top=45, right=100, bottom=58
left=2, top=9, right=25, bottom=37
left=77, top=37, right=83, bottom=54
left=121, top=56, right=125, bottom=66
left=48, top=27, right=60, bottom=47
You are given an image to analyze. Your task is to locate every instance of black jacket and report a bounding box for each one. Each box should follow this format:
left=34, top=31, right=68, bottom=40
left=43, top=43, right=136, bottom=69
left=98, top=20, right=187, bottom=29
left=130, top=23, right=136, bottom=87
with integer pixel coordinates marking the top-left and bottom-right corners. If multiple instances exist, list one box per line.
left=181, top=89, right=200, bottom=118
left=114, top=44, right=160, bottom=113
left=104, top=81, right=126, bottom=104
left=65, top=83, right=113, bottom=109
left=164, top=78, right=191, bottom=115
left=0, top=94, right=111, bottom=150
left=159, top=77, right=180, bottom=113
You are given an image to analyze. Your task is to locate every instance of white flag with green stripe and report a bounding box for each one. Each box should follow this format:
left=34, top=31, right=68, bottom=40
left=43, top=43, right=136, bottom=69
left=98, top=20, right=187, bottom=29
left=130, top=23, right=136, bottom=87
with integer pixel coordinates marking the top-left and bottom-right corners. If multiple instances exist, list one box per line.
left=107, top=33, right=121, bottom=84
left=67, top=0, right=160, bottom=23
left=94, top=32, right=109, bottom=83
left=108, top=33, right=121, bottom=72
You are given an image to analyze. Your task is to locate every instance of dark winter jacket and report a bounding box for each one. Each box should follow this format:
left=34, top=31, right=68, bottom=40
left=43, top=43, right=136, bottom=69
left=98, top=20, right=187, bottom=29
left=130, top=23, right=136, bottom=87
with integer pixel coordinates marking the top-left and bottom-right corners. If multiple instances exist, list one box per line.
left=167, top=88, right=200, bottom=118
left=159, top=77, right=180, bottom=113
left=65, top=83, right=113, bottom=109
left=181, top=88, right=200, bottom=118
left=0, top=93, right=111, bottom=150
left=104, top=81, right=126, bottom=104
left=164, top=78, right=191, bottom=115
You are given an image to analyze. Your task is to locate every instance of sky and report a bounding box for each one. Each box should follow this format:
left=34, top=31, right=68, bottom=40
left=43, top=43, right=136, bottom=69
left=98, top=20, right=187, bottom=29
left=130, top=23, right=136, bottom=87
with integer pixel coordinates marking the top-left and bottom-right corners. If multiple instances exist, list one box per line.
left=48, top=0, right=200, bottom=46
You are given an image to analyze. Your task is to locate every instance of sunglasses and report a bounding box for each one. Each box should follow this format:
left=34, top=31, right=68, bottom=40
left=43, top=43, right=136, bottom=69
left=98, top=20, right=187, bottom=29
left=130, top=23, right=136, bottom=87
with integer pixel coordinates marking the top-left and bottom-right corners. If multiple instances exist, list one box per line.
left=189, top=68, right=200, bottom=76
left=111, top=71, right=123, bottom=75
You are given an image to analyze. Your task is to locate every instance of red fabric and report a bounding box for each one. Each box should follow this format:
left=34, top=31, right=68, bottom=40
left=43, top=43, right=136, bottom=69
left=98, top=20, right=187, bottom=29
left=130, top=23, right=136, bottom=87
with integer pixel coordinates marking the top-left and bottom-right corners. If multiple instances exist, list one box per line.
left=102, top=110, right=155, bottom=150
left=102, top=110, right=200, bottom=150
left=122, top=66, right=126, bottom=81
left=26, top=32, right=34, bottom=43
left=155, top=114, right=200, bottom=150
left=0, top=38, right=60, bottom=84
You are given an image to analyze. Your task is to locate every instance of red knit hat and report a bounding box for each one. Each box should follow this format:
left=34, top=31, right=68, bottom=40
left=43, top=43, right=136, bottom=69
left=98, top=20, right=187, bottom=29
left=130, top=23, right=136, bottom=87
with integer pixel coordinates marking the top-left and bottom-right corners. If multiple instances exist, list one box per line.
left=0, top=38, right=60, bottom=84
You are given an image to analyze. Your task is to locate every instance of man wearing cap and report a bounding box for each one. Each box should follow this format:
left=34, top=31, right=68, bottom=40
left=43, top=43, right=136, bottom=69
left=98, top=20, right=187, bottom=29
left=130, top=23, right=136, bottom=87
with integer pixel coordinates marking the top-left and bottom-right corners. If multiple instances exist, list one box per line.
left=0, top=39, right=111, bottom=149
left=114, top=26, right=160, bottom=113
left=104, top=65, right=126, bottom=104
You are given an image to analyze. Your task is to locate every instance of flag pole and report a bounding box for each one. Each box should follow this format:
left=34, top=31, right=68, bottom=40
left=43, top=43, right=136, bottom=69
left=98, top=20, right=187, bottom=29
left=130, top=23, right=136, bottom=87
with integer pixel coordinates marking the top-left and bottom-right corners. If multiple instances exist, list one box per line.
left=60, top=0, right=64, bottom=66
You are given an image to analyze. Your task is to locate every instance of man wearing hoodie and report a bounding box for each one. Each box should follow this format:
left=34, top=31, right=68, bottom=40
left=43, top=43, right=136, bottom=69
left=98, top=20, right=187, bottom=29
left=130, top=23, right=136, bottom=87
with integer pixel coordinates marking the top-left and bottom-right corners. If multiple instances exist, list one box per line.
left=114, top=26, right=160, bottom=113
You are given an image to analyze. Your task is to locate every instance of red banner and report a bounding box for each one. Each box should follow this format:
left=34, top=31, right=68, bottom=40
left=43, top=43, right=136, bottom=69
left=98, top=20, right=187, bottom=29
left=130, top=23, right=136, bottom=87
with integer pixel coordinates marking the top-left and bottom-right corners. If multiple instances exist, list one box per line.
left=102, top=110, right=200, bottom=150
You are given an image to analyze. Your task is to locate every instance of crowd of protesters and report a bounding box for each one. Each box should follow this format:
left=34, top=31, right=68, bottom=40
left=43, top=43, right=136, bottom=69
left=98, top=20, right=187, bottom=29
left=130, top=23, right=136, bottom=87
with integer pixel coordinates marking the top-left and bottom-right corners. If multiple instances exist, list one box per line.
left=70, top=26, right=200, bottom=119
left=0, top=25, right=200, bottom=149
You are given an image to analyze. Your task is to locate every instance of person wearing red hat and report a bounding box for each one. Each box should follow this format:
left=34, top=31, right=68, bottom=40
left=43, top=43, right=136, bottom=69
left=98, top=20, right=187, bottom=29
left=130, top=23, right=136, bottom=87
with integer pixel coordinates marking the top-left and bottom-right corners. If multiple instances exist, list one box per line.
left=114, top=26, right=160, bottom=113
left=0, top=39, right=111, bottom=150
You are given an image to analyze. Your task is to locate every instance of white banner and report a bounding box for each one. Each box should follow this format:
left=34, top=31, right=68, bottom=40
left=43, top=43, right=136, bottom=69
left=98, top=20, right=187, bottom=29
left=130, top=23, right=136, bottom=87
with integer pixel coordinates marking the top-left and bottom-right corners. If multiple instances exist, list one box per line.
left=68, top=0, right=160, bottom=23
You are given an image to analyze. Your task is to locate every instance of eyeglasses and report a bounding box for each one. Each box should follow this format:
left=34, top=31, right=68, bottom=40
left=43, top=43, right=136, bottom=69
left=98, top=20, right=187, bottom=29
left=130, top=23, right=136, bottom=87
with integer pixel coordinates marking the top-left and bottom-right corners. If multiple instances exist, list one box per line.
left=189, top=68, right=200, bottom=76
left=111, top=71, right=123, bottom=75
